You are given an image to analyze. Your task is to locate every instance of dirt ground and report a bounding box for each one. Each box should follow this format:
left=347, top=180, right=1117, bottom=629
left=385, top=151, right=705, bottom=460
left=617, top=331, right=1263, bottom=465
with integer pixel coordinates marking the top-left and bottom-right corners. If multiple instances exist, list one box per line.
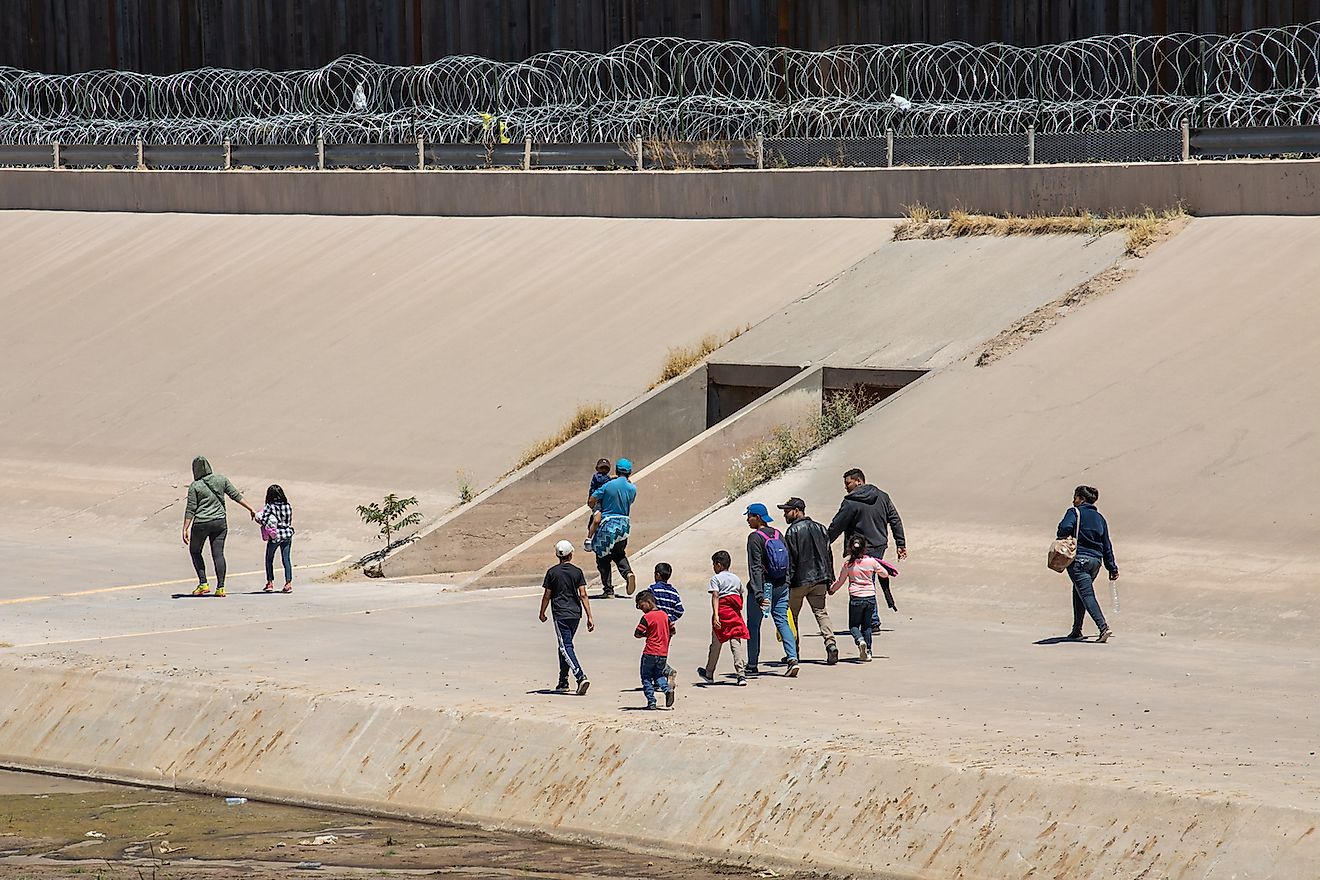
left=0, top=772, right=816, bottom=880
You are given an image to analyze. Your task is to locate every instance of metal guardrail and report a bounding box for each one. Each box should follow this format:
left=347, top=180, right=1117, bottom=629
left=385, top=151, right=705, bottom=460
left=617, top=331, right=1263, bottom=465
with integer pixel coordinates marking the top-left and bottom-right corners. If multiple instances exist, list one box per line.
left=1, top=126, right=1317, bottom=171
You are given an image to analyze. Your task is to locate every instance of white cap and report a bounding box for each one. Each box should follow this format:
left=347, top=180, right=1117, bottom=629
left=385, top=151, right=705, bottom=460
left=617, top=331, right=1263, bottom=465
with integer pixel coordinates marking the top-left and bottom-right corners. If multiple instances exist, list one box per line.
left=554, top=540, right=574, bottom=558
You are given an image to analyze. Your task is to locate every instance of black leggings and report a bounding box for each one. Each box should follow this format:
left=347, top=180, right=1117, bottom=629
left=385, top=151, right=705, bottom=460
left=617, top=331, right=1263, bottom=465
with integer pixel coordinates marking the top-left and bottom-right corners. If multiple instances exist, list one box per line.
left=596, top=539, right=632, bottom=591
left=189, top=519, right=228, bottom=587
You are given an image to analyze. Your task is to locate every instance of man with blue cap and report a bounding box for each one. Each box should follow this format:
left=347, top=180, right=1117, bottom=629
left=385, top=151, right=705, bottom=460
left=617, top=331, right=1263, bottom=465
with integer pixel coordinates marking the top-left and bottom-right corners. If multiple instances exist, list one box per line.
left=744, top=502, right=800, bottom=677
left=590, top=458, right=638, bottom=598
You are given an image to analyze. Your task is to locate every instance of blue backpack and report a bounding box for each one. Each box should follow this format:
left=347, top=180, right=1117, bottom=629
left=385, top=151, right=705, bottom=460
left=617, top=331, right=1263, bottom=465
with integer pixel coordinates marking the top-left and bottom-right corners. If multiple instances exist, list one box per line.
left=760, top=528, right=790, bottom=580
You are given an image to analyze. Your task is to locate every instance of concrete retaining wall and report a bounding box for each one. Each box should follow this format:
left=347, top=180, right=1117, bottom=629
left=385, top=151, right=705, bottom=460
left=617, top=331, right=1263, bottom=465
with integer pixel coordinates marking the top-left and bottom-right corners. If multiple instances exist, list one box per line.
left=480, top=365, right=823, bottom=584
left=4, top=160, right=1320, bottom=218
left=1, top=665, right=1313, bottom=879
left=386, top=366, right=709, bottom=578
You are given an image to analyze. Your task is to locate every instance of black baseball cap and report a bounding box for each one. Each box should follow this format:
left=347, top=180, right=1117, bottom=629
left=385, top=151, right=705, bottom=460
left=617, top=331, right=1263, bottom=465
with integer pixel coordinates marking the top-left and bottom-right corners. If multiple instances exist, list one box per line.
left=776, top=497, right=806, bottom=511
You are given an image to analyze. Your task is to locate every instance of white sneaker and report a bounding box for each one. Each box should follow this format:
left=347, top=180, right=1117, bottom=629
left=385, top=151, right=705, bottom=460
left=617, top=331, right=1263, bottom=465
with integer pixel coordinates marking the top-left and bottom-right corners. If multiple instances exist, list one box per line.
left=858, top=640, right=870, bottom=662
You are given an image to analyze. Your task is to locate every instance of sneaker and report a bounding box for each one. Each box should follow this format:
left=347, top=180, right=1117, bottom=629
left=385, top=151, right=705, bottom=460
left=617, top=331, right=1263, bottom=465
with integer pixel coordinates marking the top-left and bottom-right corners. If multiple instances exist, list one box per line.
left=646, top=702, right=658, bottom=710
left=744, top=665, right=759, bottom=676
left=554, top=682, right=570, bottom=693
left=826, top=644, right=839, bottom=666
left=1097, top=628, right=1113, bottom=643
left=576, top=678, right=591, bottom=696
left=858, top=640, right=870, bottom=662
left=665, top=686, right=676, bottom=708
left=1065, top=631, right=1085, bottom=641
left=780, top=655, right=790, bottom=665
left=785, top=660, right=800, bottom=678
left=191, top=584, right=211, bottom=596
left=625, top=572, right=637, bottom=595
left=696, top=667, right=714, bottom=684
left=263, top=582, right=275, bottom=593
left=602, top=588, right=615, bottom=599
left=735, top=676, right=748, bottom=686
left=214, top=587, right=226, bottom=597
left=282, top=583, right=293, bottom=593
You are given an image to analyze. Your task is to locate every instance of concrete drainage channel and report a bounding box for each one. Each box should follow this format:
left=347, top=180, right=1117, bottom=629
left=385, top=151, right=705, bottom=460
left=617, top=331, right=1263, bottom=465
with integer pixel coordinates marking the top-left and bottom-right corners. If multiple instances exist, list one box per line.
left=382, top=361, right=924, bottom=583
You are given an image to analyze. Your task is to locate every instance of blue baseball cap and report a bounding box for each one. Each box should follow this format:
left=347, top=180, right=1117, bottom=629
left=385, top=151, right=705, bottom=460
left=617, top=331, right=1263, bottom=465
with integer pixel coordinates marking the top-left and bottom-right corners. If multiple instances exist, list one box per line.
left=615, top=458, right=633, bottom=474
left=743, top=502, right=773, bottom=523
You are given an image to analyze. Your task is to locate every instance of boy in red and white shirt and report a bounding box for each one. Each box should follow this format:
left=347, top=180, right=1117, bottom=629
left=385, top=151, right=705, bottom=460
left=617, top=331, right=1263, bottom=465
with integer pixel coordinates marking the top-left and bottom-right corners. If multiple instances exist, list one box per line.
left=634, top=590, right=676, bottom=709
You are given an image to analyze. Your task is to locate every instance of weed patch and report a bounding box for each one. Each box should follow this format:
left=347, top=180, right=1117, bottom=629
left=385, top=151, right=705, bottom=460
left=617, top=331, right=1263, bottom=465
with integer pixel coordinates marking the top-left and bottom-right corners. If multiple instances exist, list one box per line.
left=893, top=205, right=1186, bottom=256
left=724, top=392, right=861, bottom=500
left=516, top=402, right=611, bottom=469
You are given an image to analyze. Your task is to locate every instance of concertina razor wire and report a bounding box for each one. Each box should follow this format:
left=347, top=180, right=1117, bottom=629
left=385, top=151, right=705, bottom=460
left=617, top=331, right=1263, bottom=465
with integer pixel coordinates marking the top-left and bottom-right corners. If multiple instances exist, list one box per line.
left=3, top=26, right=1320, bottom=145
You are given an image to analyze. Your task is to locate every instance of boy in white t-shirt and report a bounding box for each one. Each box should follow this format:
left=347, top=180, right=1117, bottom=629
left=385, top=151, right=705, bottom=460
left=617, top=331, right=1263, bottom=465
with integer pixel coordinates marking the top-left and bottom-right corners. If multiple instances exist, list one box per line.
left=697, top=550, right=750, bottom=685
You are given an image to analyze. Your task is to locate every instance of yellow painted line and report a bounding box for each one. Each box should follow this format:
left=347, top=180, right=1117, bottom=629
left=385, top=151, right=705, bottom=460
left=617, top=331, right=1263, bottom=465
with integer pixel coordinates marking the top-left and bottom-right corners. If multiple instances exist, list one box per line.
left=0, top=556, right=353, bottom=606
left=9, top=585, right=542, bottom=649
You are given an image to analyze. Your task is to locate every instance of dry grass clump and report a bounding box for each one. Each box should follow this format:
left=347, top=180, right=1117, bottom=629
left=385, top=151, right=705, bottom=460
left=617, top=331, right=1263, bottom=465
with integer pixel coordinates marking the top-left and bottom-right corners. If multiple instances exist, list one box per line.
left=516, top=402, right=611, bottom=469
left=894, top=204, right=1186, bottom=256
left=649, top=325, right=750, bottom=390
left=724, top=392, right=861, bottom=501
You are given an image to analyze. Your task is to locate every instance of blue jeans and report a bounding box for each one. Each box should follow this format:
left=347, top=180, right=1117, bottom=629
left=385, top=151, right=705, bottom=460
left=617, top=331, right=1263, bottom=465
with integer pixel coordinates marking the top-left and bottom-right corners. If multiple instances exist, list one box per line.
left=554, top=616, right=585, bottom=686
left=264, top=539, right=293, bottom=583
left=640, top=654, right=670, bottom=705
left=746, top=581, right=797, bottom=667
left=849, top=595, right=876, bottom=649
left=1068, top=555, right=1108, bottom=633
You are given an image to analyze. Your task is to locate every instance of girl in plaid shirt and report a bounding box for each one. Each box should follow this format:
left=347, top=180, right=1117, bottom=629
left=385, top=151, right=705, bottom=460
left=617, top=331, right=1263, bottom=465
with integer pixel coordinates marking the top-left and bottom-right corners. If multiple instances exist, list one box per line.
left=257, top=484, right=296, bottom=593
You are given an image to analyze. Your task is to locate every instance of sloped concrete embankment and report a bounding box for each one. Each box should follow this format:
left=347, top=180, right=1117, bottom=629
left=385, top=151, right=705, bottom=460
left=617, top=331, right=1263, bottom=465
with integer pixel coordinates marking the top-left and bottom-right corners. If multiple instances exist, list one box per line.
left=0, top=665, right=1314, bottom=879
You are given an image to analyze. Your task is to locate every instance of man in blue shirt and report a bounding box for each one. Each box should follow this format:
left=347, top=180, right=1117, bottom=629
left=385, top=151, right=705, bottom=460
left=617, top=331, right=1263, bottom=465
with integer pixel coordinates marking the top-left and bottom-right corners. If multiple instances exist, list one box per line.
left=589, top=458, right=638, bottom=598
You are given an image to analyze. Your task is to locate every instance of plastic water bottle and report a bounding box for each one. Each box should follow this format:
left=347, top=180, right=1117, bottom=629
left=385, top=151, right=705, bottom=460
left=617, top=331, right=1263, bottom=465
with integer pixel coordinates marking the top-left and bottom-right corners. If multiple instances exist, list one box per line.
left=225, top=797, right=247, bottom=806
left=760, top=588, right=771, bottom=619
left=1110, top=581, right=1120, bottom=615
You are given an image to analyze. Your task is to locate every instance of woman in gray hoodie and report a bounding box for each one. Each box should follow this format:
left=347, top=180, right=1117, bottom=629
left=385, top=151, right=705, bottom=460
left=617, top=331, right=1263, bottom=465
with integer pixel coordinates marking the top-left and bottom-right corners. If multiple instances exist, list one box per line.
left=182, top=455, right=255, bottom=597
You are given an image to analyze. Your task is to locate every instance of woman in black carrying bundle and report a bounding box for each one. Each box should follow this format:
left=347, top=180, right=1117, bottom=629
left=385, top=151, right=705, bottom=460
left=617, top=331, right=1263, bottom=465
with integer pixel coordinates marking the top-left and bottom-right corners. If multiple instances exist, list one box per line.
left=1058, top=485, right=1119, bottom=643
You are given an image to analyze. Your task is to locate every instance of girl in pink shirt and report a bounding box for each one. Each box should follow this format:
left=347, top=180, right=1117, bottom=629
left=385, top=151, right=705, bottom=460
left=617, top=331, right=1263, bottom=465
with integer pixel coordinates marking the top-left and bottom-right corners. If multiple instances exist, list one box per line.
left=830, top=535, right=887, bottom=661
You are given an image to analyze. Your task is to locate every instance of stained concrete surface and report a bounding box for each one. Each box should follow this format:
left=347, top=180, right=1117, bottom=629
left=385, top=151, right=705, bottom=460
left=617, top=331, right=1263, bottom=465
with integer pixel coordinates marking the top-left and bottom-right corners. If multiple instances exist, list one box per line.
left=0, top=211, right=890, bottom=596
left=2, top=216, right=1318, bottom=877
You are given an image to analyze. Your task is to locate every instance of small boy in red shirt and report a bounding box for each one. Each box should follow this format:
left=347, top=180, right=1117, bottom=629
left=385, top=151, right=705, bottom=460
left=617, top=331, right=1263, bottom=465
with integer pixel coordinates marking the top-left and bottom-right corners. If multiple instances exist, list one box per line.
left=634, top=590, right=675, bottom=709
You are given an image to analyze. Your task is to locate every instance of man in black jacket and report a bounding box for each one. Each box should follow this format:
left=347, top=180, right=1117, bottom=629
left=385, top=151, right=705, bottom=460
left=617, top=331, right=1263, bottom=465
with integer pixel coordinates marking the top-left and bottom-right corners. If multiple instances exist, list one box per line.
left=827, top=468, right=907, bottom=628
left=779, top=497, right=839, bottom=665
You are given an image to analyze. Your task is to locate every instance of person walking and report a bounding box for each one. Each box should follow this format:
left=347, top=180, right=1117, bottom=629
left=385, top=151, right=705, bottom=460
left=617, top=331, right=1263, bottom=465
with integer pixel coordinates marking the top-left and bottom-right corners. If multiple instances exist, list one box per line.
left=744, top=503, right=799, bottom=677
left=829, top=535, right=886, bottom=661
left=257, top=484, right=295, bottom=593
left=698, top=550, right=750, bottom=685
left=182, top=455, right=255, bottom=597
left=539, top=540, right=594, bottom=694
left=827, top=468, right=907, bottom=628
left=779, top=497, right=839, bottom=665
left=1058, top=485, right=1119, bottom=643
left=590, top=458, right=638, bottom=598
left=633, top=590, right=675, bottom=709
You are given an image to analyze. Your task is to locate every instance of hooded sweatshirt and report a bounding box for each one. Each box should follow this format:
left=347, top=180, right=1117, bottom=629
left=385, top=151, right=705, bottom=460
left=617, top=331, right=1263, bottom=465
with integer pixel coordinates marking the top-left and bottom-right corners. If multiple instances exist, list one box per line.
left=826, top=483, right=905, bottom=558
left=184, top=456, right=243, bottom=524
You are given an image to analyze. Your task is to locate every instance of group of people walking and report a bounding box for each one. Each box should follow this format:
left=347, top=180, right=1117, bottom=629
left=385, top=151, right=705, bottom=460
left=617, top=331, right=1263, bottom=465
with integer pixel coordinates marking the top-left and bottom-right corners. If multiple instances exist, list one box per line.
left=181, top=455, right=297, bottom=596
left=542, top=456, right=1121, bottom=707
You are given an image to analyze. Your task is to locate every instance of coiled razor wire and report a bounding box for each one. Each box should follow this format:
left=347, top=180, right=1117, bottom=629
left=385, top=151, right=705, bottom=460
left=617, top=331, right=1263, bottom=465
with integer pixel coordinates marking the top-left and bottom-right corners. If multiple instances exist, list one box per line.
left=3, top=25, right=1320, bottom=145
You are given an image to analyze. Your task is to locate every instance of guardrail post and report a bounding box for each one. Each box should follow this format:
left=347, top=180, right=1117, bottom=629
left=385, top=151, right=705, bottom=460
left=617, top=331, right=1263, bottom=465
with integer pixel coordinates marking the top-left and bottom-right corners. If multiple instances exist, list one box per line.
left=136, top=138, right=145, bottom=170
left=635, top=136, right=644, bottom=170
left=52, top=142, right=61, bottom=170
left=316, top=134, right=325, bottom=170
left=1027, top=125, right=1036, bottom=165
left=1181, top=118, right=1191, bottom=161
left=223, top=139, right=231, bottom=171
left=417, top=135, right=425, bottom=171
left=755, top=132, right=764, bottom=170
left=523, top=137, right=532, bottom=171
left=885, top=128, right=894, bottom=168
